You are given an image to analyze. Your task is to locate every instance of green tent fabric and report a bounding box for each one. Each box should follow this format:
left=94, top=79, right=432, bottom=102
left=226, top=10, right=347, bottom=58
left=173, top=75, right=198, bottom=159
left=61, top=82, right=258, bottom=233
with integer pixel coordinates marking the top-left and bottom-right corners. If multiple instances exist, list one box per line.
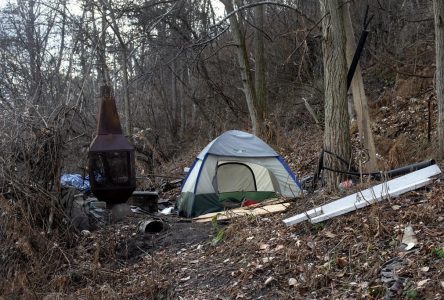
left=177, top=130, right=302, bottom=217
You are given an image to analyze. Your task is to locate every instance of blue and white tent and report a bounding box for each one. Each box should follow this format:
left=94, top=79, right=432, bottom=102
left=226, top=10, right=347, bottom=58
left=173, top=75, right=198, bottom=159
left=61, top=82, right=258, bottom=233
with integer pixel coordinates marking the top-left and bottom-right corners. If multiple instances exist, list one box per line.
left=177, top=130, right=302, bottom=217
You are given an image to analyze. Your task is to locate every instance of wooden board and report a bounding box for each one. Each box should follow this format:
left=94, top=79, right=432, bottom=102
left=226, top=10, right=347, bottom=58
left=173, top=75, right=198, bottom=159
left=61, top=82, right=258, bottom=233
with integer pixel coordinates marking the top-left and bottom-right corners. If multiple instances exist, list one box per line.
left=283, top=164, right=441, bottom=226
left=194, top=201, right=291, bottom=223
left=193, top=198, right=281, bottom=221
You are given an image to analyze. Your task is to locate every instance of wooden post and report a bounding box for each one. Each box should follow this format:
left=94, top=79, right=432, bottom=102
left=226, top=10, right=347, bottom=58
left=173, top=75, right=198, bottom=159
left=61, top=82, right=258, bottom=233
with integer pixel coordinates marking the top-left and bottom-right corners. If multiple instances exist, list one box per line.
left=343, top=3, right=378, bottom=172
left=433, top=0, right=444, bottom=157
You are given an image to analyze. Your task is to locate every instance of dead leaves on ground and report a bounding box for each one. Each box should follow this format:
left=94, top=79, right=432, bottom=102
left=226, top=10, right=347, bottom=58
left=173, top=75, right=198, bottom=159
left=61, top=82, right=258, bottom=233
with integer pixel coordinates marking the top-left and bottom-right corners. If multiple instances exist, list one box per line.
left=166, top=185, right=444, bottom=299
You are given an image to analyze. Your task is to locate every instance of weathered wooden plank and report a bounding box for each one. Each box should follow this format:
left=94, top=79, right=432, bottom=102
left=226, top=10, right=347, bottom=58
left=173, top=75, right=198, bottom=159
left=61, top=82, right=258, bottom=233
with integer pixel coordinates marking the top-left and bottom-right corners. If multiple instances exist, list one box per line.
left=193, top=198, right=281, bottom=221
left=194, top=202, right=290, bottom=223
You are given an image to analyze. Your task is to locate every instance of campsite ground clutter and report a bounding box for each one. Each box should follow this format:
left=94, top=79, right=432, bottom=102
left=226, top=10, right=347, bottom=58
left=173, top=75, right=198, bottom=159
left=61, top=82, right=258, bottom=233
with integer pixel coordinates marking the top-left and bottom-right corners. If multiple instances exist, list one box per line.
left=54, top=149, right=444, bottom=299
left=4, top=94, right=444, bottom=298
left=50, top=181, right=444, bottom=299
left=50, top=121, right=444, bottom=299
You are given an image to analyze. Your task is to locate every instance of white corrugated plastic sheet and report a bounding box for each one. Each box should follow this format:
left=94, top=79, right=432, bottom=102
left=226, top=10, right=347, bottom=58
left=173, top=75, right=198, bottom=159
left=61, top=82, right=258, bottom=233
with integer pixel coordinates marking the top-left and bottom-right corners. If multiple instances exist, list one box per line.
left=283, top=164, right=441, bottom=226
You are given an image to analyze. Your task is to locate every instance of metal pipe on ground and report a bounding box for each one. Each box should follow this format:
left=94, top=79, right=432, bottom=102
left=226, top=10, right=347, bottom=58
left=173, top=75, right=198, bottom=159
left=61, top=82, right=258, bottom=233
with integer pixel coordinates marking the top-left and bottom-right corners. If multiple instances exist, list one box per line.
left=305, top=152, right=436, bottom=191
left=373, top=159, right=436, bottom=180
left=138, top=219, right=164, bottom=234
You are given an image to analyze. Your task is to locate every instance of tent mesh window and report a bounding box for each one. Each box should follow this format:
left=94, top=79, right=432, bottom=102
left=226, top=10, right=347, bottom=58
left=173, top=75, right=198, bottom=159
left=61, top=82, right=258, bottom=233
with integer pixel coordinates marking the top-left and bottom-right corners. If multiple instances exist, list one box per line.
left=217, top=162, right=257, bottom=192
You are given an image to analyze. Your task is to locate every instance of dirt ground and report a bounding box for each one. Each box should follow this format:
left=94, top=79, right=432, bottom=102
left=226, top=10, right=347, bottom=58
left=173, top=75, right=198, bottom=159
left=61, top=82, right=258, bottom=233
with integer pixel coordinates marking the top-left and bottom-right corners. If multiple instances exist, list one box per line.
left=30, top=177, right=442, bottom=299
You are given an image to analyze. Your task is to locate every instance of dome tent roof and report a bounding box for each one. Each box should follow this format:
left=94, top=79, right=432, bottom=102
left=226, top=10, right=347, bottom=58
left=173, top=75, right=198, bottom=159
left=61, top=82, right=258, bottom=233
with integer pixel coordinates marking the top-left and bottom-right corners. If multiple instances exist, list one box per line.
left=197, top=130, right=278, bottom=159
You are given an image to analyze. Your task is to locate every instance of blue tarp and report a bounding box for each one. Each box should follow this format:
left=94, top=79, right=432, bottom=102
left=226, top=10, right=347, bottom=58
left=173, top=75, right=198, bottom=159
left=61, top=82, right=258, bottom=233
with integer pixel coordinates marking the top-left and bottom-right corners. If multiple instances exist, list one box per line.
left=61, top=174, right=90, bottom=192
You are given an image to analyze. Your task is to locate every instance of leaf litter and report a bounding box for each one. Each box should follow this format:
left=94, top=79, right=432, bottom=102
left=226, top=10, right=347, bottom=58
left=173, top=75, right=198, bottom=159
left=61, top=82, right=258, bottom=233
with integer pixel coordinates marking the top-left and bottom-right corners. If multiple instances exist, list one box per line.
left=2, top=81, right=444, bottom=299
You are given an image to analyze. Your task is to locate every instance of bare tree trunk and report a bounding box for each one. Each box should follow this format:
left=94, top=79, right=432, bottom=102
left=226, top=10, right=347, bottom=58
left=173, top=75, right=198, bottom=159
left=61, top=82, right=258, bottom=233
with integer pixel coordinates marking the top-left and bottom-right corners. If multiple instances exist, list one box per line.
left=189, top=68, right=197, bottom=125
left=254, top=2, right=267, bottom=137
left=179, top=66, right=186, bottom=137
left=343, top=3, right=377, bottom=172
left=55, top=0, right=66, bottom=78
left=121, top=48, right=132, bottom=136
left=434, top=0, right=444, bottom=157
left=171, top=61, right=177, bottom=137
left=102, top=0, right=132, bottom=136
left=220, top=0, right=259, bottom=135
left=320, top=0, right=351, bottom=189
left=93, top=2, right=110, bottom=87
left=25, top=0, right=42, bottom=105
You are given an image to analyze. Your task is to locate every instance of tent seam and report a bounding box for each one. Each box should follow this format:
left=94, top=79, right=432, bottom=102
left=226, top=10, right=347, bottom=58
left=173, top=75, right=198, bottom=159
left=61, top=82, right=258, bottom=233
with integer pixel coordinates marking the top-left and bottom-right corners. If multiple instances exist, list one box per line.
left=277, top=156, right=303, bottom=190
left=193, top=154, right=209, bottom=194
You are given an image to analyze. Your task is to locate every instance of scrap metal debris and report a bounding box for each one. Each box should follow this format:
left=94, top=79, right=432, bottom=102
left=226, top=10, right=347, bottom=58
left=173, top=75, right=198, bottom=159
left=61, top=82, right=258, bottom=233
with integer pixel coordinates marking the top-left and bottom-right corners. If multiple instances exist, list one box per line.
left=283, top=164, right=441, bottom=226
left=138, top=219, right=164, bottom=234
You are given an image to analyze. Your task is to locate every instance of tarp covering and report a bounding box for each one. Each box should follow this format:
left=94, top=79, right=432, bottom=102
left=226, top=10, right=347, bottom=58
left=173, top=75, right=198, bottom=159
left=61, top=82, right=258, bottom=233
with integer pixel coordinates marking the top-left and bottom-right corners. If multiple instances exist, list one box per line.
left=61, top=174, right=90, bottom=192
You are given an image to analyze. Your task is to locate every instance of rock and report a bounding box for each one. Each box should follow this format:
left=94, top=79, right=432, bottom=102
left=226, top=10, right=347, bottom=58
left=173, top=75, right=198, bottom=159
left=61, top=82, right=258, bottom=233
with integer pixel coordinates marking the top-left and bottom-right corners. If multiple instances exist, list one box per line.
left=80, top=230, right=91, bottom=236
left=288, top=278, right=297, bottom=286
